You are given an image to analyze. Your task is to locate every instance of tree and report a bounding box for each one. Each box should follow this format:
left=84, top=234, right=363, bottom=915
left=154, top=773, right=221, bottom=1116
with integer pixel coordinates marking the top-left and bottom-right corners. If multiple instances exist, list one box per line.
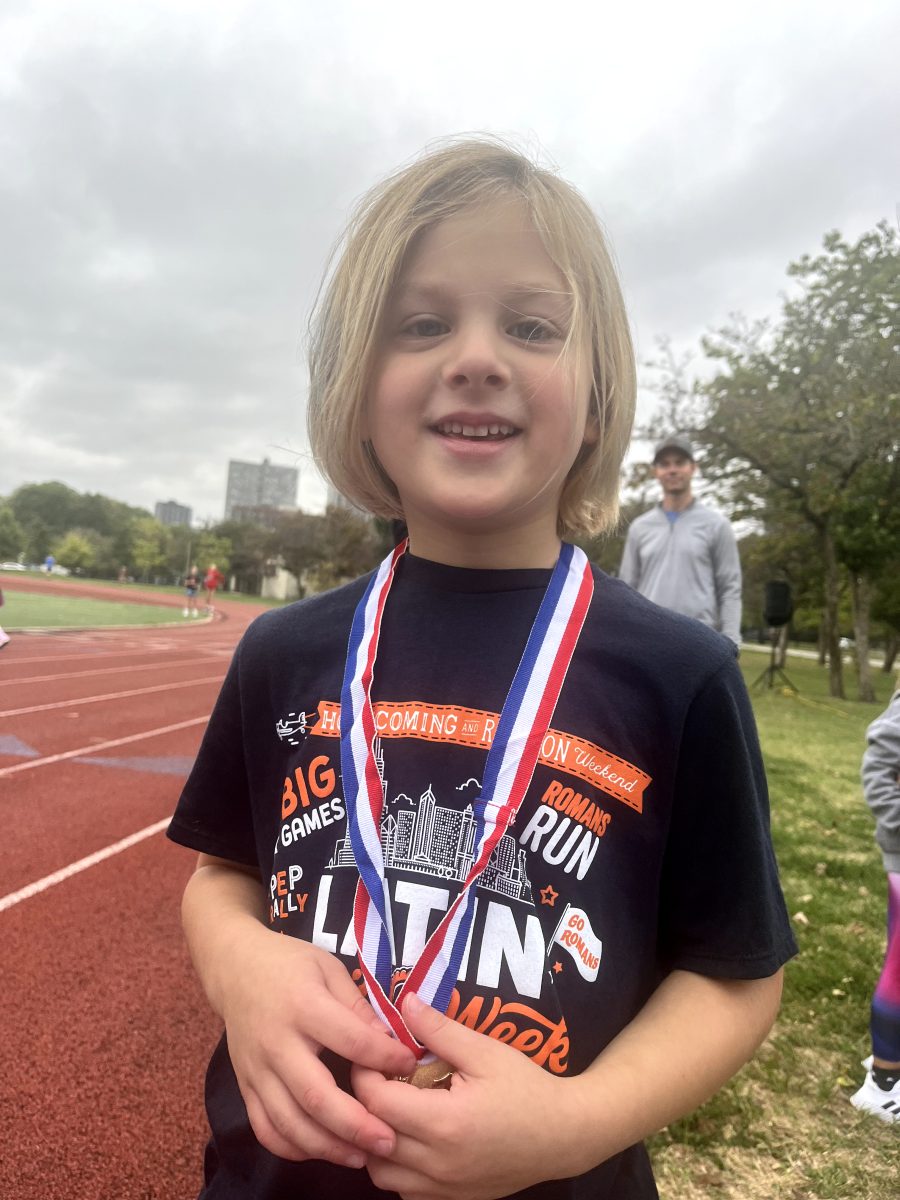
left=832, top=457, right=900, bottom=698
left=872, top=580, right=900, bottom=674
left=8, top=482, right=151, bottom=578
left=9, top=481, right=83, bottom=542
left=311, top=506, right=381, bottom=592
left=130, top=516, right=172, bottom=582
left=214, top=520, right=273, bottom=595
left=670, top=223, right=899, bottom=699
left=194, top=531, right=232, bottom=579
left=272, top=510, right=326, bottom=591
left=0, top=504, right=25, bottom=561
left=52, top=529, right=97, bottom=574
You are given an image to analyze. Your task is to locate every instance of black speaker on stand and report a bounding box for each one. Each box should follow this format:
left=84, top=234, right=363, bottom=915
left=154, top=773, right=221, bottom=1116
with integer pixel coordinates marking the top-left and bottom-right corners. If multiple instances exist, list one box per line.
left=752, top=581, right=798, bottom=692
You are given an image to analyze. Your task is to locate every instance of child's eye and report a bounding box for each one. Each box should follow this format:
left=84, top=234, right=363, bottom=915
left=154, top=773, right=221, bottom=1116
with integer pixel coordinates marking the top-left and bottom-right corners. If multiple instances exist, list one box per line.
left=508, top=319, right=559, bottom=344
left=400, top=317, right=448, bottom=338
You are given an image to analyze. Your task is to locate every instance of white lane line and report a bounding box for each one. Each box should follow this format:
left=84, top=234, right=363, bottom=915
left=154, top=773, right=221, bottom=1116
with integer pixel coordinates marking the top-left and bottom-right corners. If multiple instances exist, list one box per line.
left=8, top=644, right=228, bottom=665
left=0, top=716, right=208, bottom=777
left=0, top=818, right=171, bottom=913
left=0, top=657, right=220, bottom=687
left=0, top=675, right=223, bottom=717
left=8, top=648, right=157, bottom=665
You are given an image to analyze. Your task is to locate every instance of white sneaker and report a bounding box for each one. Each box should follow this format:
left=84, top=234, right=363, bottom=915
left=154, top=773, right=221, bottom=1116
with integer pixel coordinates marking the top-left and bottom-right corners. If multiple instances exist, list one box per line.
left=183, top=608, right=189, bottom=617
left=851, top=1069, right=900, bottom=1124
left=191, top=609, right=199, bottom=617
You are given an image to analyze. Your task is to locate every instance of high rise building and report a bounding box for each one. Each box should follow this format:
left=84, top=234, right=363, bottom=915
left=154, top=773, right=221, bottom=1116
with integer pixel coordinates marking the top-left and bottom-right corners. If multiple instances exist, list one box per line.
left=154, top=500, right=192, bottom=527
left=225, top=457, right=298, bottom=520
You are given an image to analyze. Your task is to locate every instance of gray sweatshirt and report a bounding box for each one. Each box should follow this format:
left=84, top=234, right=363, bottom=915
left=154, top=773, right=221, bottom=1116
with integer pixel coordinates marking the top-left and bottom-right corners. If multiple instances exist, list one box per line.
left=619, top=500, right=742, bottom=646
left=861, top=689, right=900, bottom=873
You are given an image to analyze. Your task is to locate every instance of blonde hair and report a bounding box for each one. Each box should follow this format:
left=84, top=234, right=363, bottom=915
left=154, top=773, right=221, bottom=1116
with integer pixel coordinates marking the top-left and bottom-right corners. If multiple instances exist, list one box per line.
left=307, top=136, right=636, bottom=536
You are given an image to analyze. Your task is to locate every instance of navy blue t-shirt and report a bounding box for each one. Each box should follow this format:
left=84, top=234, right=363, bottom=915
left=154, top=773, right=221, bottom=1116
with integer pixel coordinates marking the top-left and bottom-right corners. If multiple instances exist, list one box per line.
left=168, top=554, right=797, bottom=1199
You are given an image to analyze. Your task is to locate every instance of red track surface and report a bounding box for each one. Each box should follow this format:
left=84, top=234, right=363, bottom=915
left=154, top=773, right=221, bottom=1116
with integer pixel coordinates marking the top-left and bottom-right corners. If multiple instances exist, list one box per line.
left=1, top=578, right=270, bottom=1199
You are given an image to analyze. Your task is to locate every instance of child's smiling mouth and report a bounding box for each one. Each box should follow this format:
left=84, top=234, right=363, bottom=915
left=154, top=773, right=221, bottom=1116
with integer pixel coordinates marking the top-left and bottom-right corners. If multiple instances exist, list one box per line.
left=433, top=421, right=518, bottom=440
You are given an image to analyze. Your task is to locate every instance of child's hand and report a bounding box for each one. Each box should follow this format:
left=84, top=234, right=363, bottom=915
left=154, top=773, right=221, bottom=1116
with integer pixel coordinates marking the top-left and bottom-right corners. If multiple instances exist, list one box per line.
left=352, top=992, right=584, bottom=1200
left=220, top=929, right=417, bottom=1168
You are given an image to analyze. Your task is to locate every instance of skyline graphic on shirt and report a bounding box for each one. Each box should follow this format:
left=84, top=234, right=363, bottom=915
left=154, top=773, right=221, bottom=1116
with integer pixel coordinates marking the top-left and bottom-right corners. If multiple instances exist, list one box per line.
left=327, top=738, right=534, bottom=905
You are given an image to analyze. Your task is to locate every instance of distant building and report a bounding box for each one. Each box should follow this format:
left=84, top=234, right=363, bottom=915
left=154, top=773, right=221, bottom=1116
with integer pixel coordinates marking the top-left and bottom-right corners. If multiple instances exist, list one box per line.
left=225, top=457, right=298, bottom=520
left=155, top=500, right=192, bottom=527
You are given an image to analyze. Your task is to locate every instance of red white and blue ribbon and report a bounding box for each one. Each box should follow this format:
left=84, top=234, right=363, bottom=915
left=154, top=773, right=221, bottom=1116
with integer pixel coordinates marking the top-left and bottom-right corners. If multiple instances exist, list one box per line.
left=340, top=540, right=594, bottom=1056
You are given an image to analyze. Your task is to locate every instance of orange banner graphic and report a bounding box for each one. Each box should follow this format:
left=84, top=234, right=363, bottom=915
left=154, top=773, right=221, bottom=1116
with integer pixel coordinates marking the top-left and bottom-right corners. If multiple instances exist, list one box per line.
left=310, top=700, right=649, bottom=812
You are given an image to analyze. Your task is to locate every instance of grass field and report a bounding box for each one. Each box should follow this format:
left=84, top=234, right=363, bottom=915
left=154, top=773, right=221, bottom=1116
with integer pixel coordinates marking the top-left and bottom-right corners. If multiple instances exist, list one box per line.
left=1, top=591, right=188, bottom=629
left=651, top=650, right=899, bottom=1199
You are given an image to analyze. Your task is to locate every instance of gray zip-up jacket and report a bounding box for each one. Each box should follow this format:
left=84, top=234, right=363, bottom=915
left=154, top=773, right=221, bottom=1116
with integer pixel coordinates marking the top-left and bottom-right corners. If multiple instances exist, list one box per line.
left=861, top=689, right=900, bottom=873
left=619, top=500, right=742, bottom=646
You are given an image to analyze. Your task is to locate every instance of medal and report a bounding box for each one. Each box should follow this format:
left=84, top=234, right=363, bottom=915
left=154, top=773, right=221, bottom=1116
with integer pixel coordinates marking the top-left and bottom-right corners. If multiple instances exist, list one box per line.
left=394, top=1059, right=454, bottom=1089
left=340, top=540, right=593, bottom=1079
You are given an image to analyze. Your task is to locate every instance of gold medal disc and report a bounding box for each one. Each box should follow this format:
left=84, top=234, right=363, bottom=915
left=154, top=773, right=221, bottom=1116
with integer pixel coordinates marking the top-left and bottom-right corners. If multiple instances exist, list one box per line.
left=394, top=1058, right=454, bottom=1089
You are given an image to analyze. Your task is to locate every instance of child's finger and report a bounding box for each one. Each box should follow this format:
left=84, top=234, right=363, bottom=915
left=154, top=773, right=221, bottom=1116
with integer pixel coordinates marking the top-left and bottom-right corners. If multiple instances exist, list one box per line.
left=364, top=1152, right=441, bottom=1199
left=269, top=1053, right=399, bottom=1159
left=301, top=974, right=415, bottom=1076
left=243, top=1073, right=368, bottom=1168
left=401, top=990, right=494, bottom=1077
left=352, top=1061, right=453, bottom=1143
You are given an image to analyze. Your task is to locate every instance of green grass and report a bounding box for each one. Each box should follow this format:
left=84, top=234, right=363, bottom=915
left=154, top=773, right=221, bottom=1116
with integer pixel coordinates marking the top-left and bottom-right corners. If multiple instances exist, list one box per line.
left=1, top=591, right=188, bottom=629
left=650, top=652, right=899, bottom=1199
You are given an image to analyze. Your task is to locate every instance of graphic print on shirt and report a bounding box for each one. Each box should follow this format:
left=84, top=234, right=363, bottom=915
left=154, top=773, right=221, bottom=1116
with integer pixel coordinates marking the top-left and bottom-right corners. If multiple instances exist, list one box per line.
left=327, top=758, right=534, bottom=902
left=275, top=709, right=317, bottom=747
left=269, top=701, right=651, bottom=1075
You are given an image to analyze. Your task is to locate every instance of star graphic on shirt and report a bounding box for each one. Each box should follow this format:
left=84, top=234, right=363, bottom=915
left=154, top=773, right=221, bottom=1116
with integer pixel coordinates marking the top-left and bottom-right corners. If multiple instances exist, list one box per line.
left=540, top=885, right=558, bottom=907
left=553, top=961, right=563, bottom=974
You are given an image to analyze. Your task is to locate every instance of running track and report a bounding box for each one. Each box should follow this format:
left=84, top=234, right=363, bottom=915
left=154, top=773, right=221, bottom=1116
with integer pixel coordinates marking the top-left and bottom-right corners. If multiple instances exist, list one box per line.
left=1, top=577, right=269, bottom=1199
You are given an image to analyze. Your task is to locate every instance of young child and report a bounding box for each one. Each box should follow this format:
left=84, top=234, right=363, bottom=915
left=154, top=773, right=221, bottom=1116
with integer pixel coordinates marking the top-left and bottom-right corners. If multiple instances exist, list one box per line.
left=852, top=685, right=900, bottom=1124
left=168, top=138, right=797, bottom=1199
left=184, top=564, right=201, bottom=618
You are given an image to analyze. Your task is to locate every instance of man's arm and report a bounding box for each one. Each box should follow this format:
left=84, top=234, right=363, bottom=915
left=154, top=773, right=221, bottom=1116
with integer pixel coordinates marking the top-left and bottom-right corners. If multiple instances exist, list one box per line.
left=618, top=524, right=641, bottom=589
left=713, top=522, right=742, bottom=647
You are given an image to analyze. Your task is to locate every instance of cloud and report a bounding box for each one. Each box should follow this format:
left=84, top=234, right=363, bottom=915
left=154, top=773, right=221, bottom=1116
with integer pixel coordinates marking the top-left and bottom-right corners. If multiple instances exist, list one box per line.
left=1, top=0, right=896, bottom=517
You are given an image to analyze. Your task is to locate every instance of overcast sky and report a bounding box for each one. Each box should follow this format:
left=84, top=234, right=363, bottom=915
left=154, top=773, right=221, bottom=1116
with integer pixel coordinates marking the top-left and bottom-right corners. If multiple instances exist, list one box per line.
left=1, top=0, right=896, bottom=523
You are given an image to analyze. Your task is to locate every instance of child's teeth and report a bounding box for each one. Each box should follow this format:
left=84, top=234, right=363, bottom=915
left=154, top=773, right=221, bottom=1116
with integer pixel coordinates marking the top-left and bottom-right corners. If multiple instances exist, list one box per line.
left=438, top=422, right=513, bottom=437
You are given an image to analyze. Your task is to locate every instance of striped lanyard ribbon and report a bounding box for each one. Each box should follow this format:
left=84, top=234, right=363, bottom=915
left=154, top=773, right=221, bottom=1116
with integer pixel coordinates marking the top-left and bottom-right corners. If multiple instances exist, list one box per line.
left=339, top=540, right=594, bottom=1056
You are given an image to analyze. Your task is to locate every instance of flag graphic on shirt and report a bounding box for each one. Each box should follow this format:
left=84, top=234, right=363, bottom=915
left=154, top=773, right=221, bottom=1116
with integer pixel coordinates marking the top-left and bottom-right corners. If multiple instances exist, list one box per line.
left=550, top=903, right=603, bottom=981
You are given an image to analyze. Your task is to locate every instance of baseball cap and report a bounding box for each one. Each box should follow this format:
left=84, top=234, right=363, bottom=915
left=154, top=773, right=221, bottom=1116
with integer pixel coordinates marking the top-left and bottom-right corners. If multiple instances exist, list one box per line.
left=653, top=434, right=694, bottom=463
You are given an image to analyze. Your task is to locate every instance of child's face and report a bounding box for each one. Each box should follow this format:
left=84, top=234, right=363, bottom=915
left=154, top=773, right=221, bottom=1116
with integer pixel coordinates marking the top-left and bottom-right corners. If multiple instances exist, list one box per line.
left=367, top=198, right=595, bottom=567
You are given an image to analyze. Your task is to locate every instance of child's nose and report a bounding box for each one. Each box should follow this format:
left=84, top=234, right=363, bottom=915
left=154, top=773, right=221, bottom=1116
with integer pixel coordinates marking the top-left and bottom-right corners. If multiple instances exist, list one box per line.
left=441, top=324, right=510, bottom=390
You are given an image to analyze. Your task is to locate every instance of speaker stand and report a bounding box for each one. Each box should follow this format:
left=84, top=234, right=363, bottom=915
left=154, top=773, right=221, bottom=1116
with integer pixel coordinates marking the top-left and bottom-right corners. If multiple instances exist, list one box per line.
left=752, top=629, right=798, bottom=693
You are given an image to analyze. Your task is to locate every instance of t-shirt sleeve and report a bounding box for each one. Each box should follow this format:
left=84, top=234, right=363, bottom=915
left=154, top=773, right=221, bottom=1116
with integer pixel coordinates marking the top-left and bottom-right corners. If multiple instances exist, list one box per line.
left=167, top=639, right=260, bottom=871
left=657, top=658, right=797, bottom=978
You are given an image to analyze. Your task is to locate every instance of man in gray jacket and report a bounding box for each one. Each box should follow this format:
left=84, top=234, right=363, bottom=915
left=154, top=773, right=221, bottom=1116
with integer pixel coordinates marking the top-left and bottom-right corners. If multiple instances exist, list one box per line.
left=619, top=434, right=742, bottom=648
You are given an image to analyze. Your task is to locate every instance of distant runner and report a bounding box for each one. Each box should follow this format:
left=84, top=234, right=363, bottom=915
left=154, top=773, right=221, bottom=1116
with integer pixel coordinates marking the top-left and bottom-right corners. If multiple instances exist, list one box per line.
left=204, top=563, right=225, bottom=612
